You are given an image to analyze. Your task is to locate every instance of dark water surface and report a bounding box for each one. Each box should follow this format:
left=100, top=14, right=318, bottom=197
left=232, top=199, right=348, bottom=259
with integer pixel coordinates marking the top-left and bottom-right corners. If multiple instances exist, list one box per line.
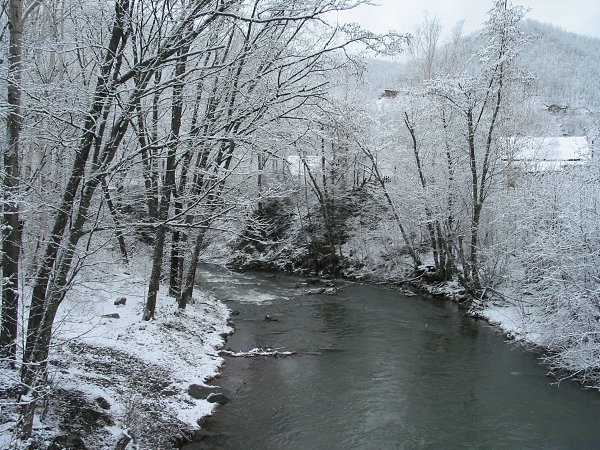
left=184, top=266, right=600, bottom=449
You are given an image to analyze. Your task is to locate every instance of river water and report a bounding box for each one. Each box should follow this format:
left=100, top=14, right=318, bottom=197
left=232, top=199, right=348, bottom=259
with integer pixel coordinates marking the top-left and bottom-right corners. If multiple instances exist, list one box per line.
left=184, top=266, right=600, bottom=449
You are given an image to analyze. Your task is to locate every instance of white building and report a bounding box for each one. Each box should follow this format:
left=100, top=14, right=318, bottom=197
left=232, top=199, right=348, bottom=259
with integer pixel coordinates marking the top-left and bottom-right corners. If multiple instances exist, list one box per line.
left=507, top=136, right=591, bottom=172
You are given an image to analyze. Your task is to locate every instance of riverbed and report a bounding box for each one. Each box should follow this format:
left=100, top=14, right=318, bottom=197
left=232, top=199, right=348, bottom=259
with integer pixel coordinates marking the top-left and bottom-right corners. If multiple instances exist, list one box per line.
left=184, top=266, right=600, bottom=449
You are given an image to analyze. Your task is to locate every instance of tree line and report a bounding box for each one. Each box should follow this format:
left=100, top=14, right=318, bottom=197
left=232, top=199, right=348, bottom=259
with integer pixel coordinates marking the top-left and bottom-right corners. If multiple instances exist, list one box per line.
left=0, top=0, right=396, bottom=441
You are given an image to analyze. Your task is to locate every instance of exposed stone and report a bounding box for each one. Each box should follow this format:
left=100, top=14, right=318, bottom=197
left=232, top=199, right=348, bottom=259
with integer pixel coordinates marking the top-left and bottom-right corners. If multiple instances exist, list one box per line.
left=305, top=288, right=325, bottom=295
left=206, top=392, right=230, bottom=405
left=114, top=297, right=127, bottom=306
left=187, top=384, right=217, bottom=400
left=95, top=396, right=110, bottom=410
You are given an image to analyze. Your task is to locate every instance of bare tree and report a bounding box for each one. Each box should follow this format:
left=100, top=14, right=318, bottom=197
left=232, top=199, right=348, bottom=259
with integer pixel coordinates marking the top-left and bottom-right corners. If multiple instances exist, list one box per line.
left=427, top=0, right=526, bottom=294
left=15, top=0, right=236, bottom=438
left=407, top=14, right=441, bottom=80
left=1, top=0, right=23, bottom=365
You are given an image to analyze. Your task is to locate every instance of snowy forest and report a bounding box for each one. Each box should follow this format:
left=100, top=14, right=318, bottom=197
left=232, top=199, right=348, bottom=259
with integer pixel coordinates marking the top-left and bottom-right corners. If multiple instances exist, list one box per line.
left=1, top=0, right=599, bottom=448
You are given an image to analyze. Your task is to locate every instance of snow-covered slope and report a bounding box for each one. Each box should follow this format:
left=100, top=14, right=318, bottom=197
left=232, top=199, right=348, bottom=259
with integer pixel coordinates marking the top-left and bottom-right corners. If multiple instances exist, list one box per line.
left=0, top=250, right=231, bottom=449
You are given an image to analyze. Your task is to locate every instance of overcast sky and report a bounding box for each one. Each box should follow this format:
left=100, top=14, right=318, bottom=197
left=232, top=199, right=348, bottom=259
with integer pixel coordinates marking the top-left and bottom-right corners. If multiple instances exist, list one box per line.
left=337, top=0, right=600, bottom=39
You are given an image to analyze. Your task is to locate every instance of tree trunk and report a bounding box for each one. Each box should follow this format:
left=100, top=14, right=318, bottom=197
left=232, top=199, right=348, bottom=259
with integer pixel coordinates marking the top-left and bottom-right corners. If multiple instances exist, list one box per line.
left=101, top=178, right=129, bottom=264
left=144, top=226, right=167, bottom=320
left=466, top=109, right=482, bottom=291
left=169, top=229, right=184, bottom=297
left=404, top=112, right=441, bottom=276
left=178, top=228, right=207, bottom=310
left=18, top=4, right=133, bottom=438
left=143, top=45, right=189, bottom=318
left=169, top=150, right=194, bottom=297
left=1, top=0, right=23, bottom=365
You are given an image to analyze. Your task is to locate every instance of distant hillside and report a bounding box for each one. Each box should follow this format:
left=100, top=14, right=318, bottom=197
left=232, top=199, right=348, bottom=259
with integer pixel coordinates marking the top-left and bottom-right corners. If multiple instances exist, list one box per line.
left=361, top=57, right=407, bottom=98
left=364, top=19, right=600, bottom=137
left=516, top=20, right=600, bottom=136
left=519, top=20, right=600, bottom=110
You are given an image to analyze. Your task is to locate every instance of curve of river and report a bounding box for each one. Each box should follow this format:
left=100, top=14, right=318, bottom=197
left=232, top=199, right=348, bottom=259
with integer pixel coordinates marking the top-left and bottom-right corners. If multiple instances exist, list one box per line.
left=184, top=266, right=600, bottom=449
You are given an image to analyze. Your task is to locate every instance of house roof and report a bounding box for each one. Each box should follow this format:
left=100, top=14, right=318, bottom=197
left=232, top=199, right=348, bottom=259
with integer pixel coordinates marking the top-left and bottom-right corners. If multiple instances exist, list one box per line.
left=509, top=136, right=590, bottom=171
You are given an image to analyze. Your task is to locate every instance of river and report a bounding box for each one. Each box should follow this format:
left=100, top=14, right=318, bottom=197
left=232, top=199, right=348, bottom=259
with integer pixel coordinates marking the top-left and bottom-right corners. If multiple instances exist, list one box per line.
left=183, top=266, right=600, bottom=449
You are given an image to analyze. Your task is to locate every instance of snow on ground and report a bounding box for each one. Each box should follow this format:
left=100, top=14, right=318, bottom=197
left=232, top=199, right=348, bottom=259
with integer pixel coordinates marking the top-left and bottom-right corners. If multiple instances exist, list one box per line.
left=481, top=304, right=524, bottom=337
left=0, top=249, right=231, bottom=449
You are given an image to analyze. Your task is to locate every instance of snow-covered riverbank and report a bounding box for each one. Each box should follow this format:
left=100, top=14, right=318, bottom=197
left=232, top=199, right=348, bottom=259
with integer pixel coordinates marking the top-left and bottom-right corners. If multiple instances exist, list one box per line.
left=0, top=251, right=231, bottom=449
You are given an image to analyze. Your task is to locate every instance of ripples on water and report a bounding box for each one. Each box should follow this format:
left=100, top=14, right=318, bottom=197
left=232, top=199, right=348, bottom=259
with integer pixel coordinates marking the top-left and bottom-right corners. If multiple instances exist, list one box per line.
left=184, top=267, right=600, bottom=449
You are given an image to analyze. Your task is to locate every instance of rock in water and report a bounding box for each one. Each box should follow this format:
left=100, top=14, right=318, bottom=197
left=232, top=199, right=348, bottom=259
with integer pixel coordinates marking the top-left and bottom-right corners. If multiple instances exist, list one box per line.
left=207, top=392, right=230, bottom=405
left=188, top=384, right=218, bottom=399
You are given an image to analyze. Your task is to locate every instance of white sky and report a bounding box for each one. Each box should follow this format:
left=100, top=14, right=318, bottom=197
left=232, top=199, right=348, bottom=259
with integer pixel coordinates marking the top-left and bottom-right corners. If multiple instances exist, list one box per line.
left=337, top=0, right=600, bottom=39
